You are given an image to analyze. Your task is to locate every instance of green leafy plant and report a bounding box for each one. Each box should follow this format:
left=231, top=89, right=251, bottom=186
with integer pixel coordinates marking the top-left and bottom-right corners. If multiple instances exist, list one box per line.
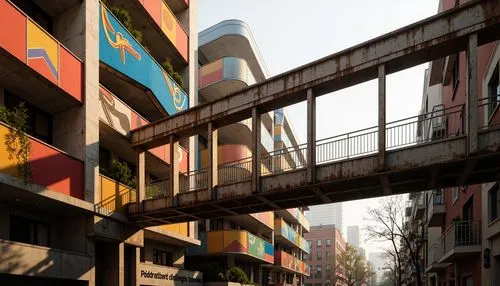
left=161, top=58, right=185, bottom=90
left=107, top=159, right=136, bottom=188
left=102, top=0, right=143, bottom=44
left=0, top=103, right=31, bottom=183
left=219, top=267, right=252, bottom=285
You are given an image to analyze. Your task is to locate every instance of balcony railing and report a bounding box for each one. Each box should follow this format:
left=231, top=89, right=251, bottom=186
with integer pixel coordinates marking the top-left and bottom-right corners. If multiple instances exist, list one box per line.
left=0, top=121, right=84, bottom=200
left=96, top=174, right=136, bottom=215
left=275, top=250, right=310, bottom=276
left=261, top=144, right=307, bottom=176
left=180, top=168, right=208, bottom=192
left=187, top=230, right=274, bottom=263
left=146, top=179, right=170, bottom=199
left=0, top=0, right=83, bottom=102
left=218, top=157, right=252, bottom=185
left=443, top=220, right=481, bottom=253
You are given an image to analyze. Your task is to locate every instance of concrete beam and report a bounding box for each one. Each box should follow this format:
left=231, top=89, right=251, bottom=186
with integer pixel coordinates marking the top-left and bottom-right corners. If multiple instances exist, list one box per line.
left=378, top=64, right=386, bottom=170
left=467, top=33, right=479, bottom=154
left=252, top=107, right=262, bottom=193
left=311, top=187, right=332, bottom=203
left=208, top=122, right=218, bottom=195
left=131, top=0, right=500, bottom=149
left=169, top=135, right=179, bottom=205
left=307, top=89, right=316, bottom=183
left=136, top=148, right=145, bottom=204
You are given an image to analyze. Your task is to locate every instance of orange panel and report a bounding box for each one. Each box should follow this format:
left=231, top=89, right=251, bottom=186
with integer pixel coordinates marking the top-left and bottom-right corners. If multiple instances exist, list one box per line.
left=207, top=231, right=224, bottom=253
left=140, top=0, right=162, bottom=27
left=176, top=24, right=188, bottom=62
left=0, top=0, right=26, bottom=62
left=59, top=47, right=83, bottom=102
left=30, top=138, right=84, bottom=199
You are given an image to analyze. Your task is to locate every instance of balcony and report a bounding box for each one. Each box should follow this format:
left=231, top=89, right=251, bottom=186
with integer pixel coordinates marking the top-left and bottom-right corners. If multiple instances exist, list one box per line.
left=0, top=121, right=84, bottom=199
left=274, top=218, right=311, bottom=253
left=276, top=208, right=311, bottom=232
left=412, top=193, right=425, bottom=220
left=95, top=174, right=136, bottom=215
left=99, top=2, right=188, bottom=120
left=186, top=230, right=274, bottom=264
left=98, top=85, right=189, bottom=175
left=438, top=221, right=481, bottom=263
left=427, top=189, right=445, bottom=227
left=425, top=244, right=449, bottom=273
left=0, top=0, right=83, bottom=112
left=275, top=250, right=310, bottom=276
left=0, top=239, right=91, bottom=281
left=199, top=57, right=256, bottom=102
left=229, top=212, right=274, bottom=234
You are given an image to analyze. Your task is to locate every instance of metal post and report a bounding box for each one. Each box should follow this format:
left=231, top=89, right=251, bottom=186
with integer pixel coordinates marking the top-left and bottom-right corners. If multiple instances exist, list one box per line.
left=169, top=135, right=179, bottom=206
left=467, top=33, right=478, bottom=155
left=135, top=147, right=145, bottom=207
left=252, top=107, right=262, bottom=193
left=207, top=122, right=218, bottom=196
left=307, top=88, right=316, bottom=184
left=378, top=64, right=386, bottom=170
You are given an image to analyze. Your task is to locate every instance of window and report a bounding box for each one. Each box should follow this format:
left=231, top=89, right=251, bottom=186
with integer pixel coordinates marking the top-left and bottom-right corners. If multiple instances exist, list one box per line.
left=210, top=218, right=224, bottom=231
left=488, top=63, right=500, bottom=119
left=317, top=252, right=322, bottom=260
left=317, top=239, right=322, bottom=247
left=326, top=251, right=331, bottom=259
left=326, top=263, right=331, bottom=270
left=452, top=187, right=459, bottom=204
left=99, top=147, right=111, bottom=171
left=326, top=239, right=331, bottom=246
left=152, top=248, right=173, bottom=266
left=489, top=184, right=500, bottom=222
left=5, top=91, right=52, bottom=143
left=9, top=215, right=50, bottom=247
left=316, top=265, right=322, bottom=271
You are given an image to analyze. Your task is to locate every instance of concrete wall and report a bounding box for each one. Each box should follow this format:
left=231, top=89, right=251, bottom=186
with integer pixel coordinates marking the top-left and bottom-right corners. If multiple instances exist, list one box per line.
left=142, top=239, right=185, bottom=269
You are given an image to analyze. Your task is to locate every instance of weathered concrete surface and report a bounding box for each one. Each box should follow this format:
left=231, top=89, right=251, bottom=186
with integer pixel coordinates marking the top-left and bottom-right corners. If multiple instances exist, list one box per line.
left=132, top=0, right=500, bottom=149
left=128, top=129, right=500, bottom=224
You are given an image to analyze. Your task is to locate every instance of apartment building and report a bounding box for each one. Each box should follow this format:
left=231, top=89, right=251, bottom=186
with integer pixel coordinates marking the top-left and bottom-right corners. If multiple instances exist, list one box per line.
left=304, top=225, right=347, bottom=286
left=0, top=0, right=202, bottom=285
left=400, top=1, right=500, bottom=285
left=183, top=20, right=310, bottom=285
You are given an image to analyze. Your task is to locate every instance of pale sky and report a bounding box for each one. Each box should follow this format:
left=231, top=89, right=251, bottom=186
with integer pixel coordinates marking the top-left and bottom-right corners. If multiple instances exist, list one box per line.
left=198, top=0, right=438, bottom=255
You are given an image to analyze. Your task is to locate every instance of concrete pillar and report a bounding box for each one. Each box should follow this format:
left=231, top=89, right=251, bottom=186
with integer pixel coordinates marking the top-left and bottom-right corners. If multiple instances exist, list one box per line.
left=170, top=135, right=180, bottom=203
left=252, top=107, right=262, bottom=193
left=227, top=255, right=236, bottom=268
left=467, top=33, right=478, bottom=155
left=136, top=148, right=145, bottom=205
left=118, top=242, right=125, bottom=286
left=207, top=122, right=218, bottom=195
left=378, top=64, right=386, bottom=170
left=130, top=247, right=140, bottom=286
left=307, top=88, right=316, bottom=184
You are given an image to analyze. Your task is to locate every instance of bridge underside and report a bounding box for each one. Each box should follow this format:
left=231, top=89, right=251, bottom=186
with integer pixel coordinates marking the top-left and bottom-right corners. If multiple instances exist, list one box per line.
left=128, top=129, right=500, bottom=225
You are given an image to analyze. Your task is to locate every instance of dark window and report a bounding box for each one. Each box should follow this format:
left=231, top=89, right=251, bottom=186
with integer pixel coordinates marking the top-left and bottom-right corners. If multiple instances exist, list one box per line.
left=99, top=147, right=111, bottom=171
left=488, top=64, right=500, bottom=119
left=452, top=55, right=460, bottom=96
left=11, top=0, right=53, bottom=33
left=317, top=252, right=322, bottom=260
left=210, top=218, right=224, bottom=231
left=490, top=184, right=500, bottom=222
left=152, top=248, right=173, bottom=266
left=5, top=91, right=52, bottom=144
left=9, top=215, right=50, bottom=247
left=463, top=196, right=473, bottom=221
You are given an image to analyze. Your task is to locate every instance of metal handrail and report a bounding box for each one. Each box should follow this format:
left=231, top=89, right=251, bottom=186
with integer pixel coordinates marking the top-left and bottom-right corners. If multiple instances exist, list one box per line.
left=180, top=168, right=208, bottom=192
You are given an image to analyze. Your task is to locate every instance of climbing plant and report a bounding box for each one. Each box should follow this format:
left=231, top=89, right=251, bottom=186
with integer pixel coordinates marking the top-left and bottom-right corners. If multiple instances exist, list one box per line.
left=107, top=159, right=136, bottom=188
left=161, top=58, right=185, bottom=90
left=0, top=103, right=31, bottom=184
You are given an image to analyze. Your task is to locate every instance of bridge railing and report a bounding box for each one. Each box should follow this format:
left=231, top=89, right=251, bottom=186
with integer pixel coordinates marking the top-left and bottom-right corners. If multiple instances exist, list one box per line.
left=146, top=179, right=170, bottom=199
left=218, top=156, right=253, bottom=185
left=261, top=144, right=307, bottom=175
left=180, top=168, right=208, bottom=192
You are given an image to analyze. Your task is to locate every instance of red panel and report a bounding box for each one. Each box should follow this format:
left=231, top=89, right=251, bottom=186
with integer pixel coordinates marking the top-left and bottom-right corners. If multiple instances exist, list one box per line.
left=28, top=58, right=58, bottom=84
left=200, top=69, right=223, bottom=88
left=0, top=0, right=26, bottom=62
left=59, top=47, right=83, bottom=102
left=140, top=0, right=162, bottom=27
left=29, top=138, right=84, bottom=199
left=176, top=24, right=188, bottom=62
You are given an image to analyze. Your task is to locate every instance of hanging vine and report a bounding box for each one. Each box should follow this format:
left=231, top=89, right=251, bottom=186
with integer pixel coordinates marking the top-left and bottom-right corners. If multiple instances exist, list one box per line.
left=0, top=103, right=32, bottom=184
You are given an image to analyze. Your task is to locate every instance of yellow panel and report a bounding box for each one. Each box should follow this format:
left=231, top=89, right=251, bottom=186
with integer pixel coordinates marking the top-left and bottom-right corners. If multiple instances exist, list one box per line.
left=223, top=230, right=247, bottom=250
left=159, top=223, right=188, bottom=236
left=160, top=1, right=176, bottom=45
left=27, top=20, right=58, bottom=70
left=99, top=175, right=135, bottom=212
left=0, top=124, right=18, bottom=177
left=207, top=231, right=223, bottom=253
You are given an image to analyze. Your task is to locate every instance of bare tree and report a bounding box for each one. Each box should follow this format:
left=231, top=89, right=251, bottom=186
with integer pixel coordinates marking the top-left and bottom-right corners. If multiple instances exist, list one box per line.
left=365, top=195, right=424, bottom=286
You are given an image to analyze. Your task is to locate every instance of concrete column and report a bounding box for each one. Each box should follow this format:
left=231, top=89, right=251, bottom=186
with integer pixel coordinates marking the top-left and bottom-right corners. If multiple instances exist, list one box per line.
left=252, top=107, right=262, bottom=193
left=378, top=64, right=386, bottom=170
left=170, top=135, right=180, bottom=203
left=136, top=148, right=145, bottom=205
left=130, top=247, right=140, bottom=286
left=467, top=33, right=478, bottom=155
left=207, top=122, right=218, bottom=196
left=228, top=255, right=236, bottom=268
left=307, top=88, right=316, bottom=184
left=118, top=242, right=125, bottom=286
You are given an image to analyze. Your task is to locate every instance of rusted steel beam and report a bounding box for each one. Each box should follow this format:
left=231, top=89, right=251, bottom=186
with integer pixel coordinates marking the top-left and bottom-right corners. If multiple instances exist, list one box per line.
left=132, top=0, right=500, bottom=149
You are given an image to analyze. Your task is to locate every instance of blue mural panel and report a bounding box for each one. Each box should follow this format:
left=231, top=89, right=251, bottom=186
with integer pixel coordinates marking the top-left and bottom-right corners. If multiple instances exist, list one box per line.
left=99, top=3, right=188, bottom=115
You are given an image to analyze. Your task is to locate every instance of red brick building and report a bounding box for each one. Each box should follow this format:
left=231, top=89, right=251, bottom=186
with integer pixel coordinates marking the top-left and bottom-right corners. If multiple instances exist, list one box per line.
left=304, top=225, right=347, bottom=286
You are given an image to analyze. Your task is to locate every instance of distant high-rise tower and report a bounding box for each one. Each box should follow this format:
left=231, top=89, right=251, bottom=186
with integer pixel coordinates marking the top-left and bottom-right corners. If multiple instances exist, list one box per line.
left=347, top=226, right=360, bottom=247
left=305, top=203, right=343, bottom=231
